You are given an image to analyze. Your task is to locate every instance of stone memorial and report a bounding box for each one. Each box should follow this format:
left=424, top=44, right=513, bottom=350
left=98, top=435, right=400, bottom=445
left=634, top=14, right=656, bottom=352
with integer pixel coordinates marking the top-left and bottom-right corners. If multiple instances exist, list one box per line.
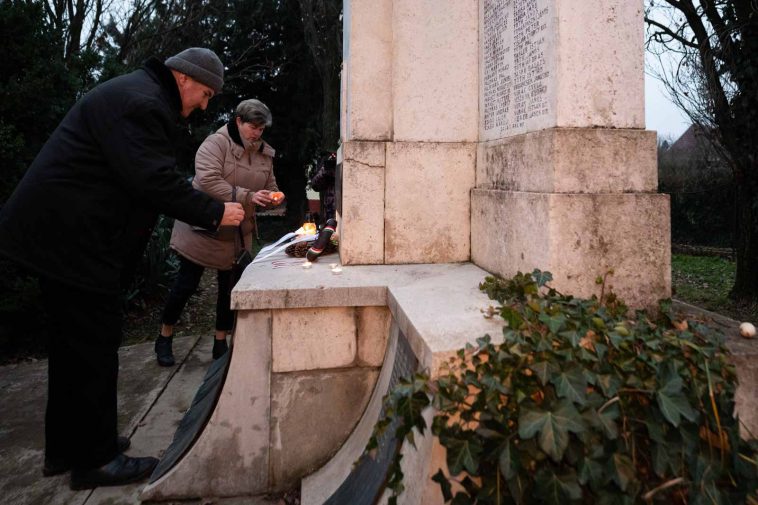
left=339, top=0, right=669, bottom=307
left=141, top=1, right=674, bottom=503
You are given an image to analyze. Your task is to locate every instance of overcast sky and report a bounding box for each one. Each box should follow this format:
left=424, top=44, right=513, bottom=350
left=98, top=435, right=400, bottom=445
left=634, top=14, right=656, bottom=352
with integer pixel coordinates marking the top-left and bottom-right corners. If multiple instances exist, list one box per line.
left=644, top=44, right=692, bottom=143
left=645, top=73, right=691, bottom=142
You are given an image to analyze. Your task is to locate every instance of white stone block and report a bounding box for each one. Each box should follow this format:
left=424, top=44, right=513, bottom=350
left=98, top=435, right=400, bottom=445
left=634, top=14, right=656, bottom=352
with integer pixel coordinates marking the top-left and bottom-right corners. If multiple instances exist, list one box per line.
left=269, top=369, right=379, bottom=491
left=339, top=141, right=386, bottom=265
left=356, top=306, right=391, bottom=366
left=385, top=142, right=476, bottom=264
left=392, top=0, right=479, bottom=142
left=471, top=189, right=671, bottom=308
left=555, top=0, right=644, bottom=129
left=272, top=307, right=357, bottom=372
left=342, top=0, right=393, bottom=141
left=476, top=128, right=658, bottom=193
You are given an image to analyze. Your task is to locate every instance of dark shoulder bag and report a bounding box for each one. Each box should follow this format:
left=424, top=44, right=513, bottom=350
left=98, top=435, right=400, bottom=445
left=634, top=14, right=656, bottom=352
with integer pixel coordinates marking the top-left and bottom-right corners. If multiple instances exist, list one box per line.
left=232, top=187, right=253, bottom=285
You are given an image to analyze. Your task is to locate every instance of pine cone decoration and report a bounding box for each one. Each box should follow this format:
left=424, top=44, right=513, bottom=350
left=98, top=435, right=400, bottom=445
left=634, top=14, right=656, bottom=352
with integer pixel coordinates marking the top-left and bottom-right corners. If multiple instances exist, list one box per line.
left=285, top=241, right=311, bottom=257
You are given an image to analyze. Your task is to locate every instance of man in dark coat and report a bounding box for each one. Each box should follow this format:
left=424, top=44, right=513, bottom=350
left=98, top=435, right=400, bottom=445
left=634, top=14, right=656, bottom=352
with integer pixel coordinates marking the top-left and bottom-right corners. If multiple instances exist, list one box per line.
left=0, top=47, right=245, bottom=489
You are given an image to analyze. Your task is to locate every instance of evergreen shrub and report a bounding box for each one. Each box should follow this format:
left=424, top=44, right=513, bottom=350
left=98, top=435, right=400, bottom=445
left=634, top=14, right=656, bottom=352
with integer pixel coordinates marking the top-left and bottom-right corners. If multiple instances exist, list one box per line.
left=368, top=270, right=758, bottom=504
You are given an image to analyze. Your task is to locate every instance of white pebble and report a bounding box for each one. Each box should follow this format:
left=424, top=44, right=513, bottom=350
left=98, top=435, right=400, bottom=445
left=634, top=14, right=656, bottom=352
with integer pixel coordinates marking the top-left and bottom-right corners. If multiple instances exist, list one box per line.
left=739, top=322, right=756, bottom=338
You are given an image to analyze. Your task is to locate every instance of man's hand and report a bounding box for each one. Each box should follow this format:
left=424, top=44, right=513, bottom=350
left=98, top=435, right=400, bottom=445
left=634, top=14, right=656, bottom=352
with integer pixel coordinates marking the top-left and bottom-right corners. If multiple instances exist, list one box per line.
left=251, top=190, right=274, bottom=207
left=220, top=202, right=245, bottom=226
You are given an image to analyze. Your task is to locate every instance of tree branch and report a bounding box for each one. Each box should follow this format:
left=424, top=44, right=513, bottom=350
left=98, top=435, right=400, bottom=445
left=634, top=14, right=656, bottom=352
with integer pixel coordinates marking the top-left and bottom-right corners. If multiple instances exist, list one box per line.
left=645, top=15, right=698, bottom=49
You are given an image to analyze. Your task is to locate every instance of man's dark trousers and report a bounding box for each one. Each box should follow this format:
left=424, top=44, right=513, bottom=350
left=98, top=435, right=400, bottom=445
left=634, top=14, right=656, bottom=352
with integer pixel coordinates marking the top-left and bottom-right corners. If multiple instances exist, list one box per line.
left=40, top=277, right=121, bottom=469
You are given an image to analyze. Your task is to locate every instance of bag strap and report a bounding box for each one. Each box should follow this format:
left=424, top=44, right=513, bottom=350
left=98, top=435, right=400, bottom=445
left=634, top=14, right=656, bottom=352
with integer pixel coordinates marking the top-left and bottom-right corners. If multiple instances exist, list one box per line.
left=232, top=187, right=246, bottom=252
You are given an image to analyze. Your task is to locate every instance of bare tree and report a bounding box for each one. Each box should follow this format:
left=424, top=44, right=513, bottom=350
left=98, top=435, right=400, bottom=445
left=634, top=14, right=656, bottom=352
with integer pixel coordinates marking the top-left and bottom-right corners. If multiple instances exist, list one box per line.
left=297, top=0, right=341, bottom=152
left=43, top=0, right=112, bottom=60
left=645, top=0, right=758, bottom=302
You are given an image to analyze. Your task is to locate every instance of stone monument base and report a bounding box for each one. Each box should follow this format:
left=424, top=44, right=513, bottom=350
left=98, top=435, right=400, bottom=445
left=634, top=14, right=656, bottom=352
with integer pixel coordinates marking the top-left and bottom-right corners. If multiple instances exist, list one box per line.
left=471, top=189, right=671, bottom=308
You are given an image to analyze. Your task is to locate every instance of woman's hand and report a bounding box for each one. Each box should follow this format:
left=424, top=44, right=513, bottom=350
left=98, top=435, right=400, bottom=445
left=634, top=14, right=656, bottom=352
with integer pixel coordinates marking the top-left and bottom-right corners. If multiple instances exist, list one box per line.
left=250, top=190, right=274, bottom=207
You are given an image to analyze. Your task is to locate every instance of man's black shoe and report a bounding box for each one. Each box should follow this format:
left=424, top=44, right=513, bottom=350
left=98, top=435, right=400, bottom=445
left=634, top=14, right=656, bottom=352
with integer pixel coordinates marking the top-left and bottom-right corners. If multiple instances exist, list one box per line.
left=69, top=453, right=158, bottom=490
left=43, top=436, right=131, bottom=477
left=212, top=339, right=228, bottom=360
left=155, top=335, right=175, bottom=367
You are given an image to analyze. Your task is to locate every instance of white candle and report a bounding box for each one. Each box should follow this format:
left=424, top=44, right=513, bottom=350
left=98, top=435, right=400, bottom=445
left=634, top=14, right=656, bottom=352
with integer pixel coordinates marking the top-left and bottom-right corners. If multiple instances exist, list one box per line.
left=302, top=261, right=313, bottom=269
left=331, top=266, right=343, bottom=275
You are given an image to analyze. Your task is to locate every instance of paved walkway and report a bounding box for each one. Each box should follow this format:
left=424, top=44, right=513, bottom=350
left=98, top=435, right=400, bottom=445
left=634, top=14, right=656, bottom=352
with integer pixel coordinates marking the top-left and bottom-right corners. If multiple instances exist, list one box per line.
left=0, top=336, right=271, bottom=505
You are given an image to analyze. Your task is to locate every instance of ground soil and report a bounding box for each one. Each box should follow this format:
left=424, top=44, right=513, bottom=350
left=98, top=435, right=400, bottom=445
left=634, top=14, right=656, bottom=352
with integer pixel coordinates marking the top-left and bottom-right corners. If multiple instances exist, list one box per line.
left=122, top=268, right=218, bottom=346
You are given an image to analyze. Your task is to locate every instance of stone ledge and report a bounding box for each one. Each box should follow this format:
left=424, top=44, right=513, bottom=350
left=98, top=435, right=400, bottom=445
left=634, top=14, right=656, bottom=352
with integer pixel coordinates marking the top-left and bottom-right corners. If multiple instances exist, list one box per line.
left=232, top=260, right=503, bottom=373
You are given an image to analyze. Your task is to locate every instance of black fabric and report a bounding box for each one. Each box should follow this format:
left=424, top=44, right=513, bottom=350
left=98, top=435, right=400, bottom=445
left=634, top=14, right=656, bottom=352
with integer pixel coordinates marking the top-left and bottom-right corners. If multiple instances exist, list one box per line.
left=0, top=57, right=225, bottom=295
left=40, top=277, right=121, bottom=470
left=226, top=117, right=245, bottom=148
left=149, top=349, right=231, bottom=483
left=231, top=185, right=252, bottom=286
left=161, top=255, right=234, bottom=331
left=232, top=249, right=252, bottom=286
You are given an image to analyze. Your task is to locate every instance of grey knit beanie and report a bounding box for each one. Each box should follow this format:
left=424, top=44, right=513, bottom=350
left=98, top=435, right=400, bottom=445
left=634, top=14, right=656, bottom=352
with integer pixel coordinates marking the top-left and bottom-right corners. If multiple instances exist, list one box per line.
left=165, top=48, right=224, bottom=93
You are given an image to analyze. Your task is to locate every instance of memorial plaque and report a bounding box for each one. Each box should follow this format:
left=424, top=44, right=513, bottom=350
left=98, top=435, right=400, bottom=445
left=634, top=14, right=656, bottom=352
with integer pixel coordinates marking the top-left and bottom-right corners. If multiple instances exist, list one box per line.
left=323, top=330, right=418, bottom=505
left=481, top=0, right=554, bottom=139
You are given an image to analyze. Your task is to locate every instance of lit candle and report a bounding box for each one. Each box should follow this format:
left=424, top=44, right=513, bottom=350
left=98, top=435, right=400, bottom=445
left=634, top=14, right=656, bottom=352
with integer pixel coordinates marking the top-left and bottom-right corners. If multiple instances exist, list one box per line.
left=302, top=261, right=313, bottom=269
left=303, top=222, right=317, bottom=235
left=331, top=266, right=343, bottom=275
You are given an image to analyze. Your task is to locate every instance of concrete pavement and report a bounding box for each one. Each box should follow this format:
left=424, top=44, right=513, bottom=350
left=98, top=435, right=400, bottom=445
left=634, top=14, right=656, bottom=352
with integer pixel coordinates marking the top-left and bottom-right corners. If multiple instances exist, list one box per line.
left=0, top=336, right=273, bottom=505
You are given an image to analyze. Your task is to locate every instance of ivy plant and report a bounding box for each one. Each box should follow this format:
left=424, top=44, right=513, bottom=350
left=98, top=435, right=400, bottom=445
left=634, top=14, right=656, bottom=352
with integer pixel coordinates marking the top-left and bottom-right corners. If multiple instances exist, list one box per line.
left=366, top=270, right=758, bottom=505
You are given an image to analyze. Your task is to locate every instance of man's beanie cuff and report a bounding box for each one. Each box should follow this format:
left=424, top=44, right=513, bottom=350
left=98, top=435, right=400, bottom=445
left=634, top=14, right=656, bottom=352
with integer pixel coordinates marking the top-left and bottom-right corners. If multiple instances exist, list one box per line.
left=165, top=48, right=224, bottom=93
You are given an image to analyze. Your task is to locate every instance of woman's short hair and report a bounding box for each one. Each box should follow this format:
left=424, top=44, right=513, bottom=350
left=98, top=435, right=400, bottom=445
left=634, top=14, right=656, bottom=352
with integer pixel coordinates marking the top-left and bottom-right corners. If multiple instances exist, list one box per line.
left=236, top=99, right=272, bottom=127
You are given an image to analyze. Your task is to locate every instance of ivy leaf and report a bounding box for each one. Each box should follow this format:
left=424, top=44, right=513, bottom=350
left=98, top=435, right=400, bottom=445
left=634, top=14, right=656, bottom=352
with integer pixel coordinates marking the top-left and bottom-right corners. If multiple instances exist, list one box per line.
left=559, top=330, right=581, bottom=347
left=578, top=457, right=606, bottom=490
left=532, top=269, right=553, bottom=287
left=594, top=342, right=608, bottom=361
left=535, top=468, right=582, bottom=505
left=652, top=442, right=671, bottom=478
left=507, top=475, right=528, bottom=505
left=396, top=391, right=430, bottom=432
left=656, top=390, right=698, bottom=427
left=530, top=361, right=558, bottom=385
left=480, top=373, right=509, bottom=394
left=498, top=442, right=516, bottom=480
left=432, top=469, right=453, bottom=501
left=501, top=306, right=524, bottom=329
left=608, top=453, right=635, bottom=492
left=446, top=437, right=482, bottom=475
left=518, top=400, right=584, bottom=461
left=597, top=374, right=621, bottom=397
left=551, top=367, right=588, bottom=405
left=586, top=404, right=620, bottom=439
left=539, top=312, right=566, bottom=334
left=660, top=373, right=684, bottom=396
left=450, top=494, right=473, bottom=505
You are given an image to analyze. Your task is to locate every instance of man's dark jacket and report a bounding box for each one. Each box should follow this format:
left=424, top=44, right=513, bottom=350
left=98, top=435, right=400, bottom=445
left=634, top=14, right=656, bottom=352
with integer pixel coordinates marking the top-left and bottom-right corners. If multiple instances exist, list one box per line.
left=0, top=58, right=224, bottom=295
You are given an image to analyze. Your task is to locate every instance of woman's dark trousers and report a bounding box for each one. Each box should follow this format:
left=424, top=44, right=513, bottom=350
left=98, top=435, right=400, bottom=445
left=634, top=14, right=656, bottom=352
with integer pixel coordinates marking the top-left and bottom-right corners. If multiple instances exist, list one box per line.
left=40, top=277, right=121, bottom=470
left=161, top=255, right=234, bottom=332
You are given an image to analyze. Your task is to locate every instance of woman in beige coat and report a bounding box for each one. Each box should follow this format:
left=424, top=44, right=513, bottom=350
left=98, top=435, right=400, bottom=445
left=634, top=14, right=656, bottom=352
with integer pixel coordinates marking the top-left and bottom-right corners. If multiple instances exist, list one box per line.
left=155, top=99, right=280, bottom=366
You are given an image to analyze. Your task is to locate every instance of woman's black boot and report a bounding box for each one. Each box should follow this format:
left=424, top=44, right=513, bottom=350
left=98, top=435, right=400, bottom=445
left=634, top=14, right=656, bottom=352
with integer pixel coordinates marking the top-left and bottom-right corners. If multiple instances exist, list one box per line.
left=212, top=339, right=228, bottom=360
left=155, top=335, right=175, bottom=367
